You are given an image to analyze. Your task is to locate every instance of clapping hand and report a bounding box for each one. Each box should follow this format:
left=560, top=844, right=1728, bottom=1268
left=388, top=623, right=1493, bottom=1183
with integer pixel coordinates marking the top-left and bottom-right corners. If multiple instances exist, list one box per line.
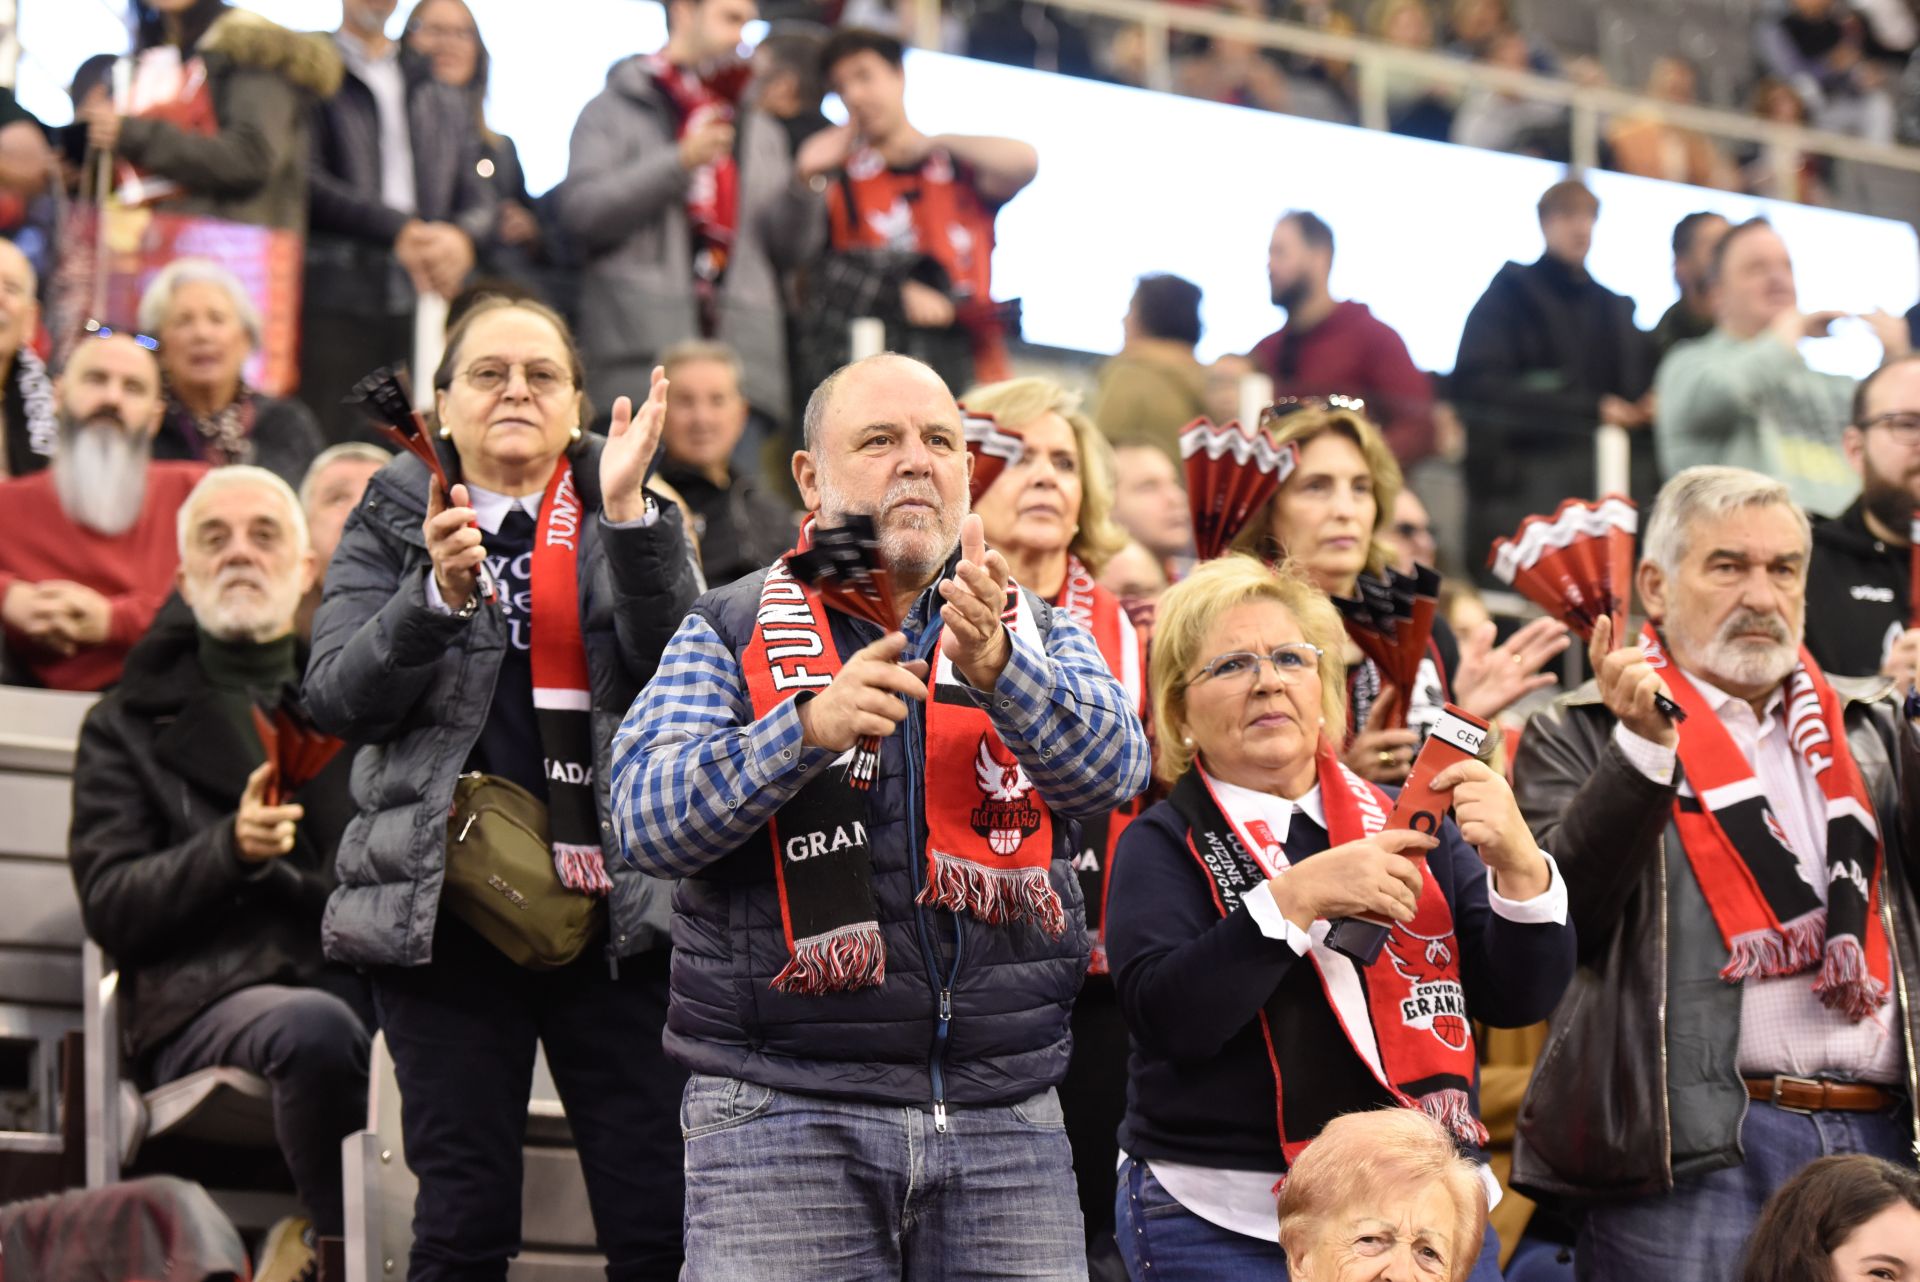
left=602, top=366, right=669, bottom=524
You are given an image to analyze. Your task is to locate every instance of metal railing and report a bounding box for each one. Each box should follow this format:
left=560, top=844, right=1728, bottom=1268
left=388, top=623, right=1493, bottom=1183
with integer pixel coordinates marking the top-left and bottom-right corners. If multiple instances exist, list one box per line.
left=908, top=0, right=1920, bottom=189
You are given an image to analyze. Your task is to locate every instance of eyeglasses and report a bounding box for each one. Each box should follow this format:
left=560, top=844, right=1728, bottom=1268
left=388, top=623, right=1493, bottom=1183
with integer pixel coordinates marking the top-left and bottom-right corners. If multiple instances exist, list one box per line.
left=1263, top=395, right=1368, bottom=427
left=1392, top=521, right=1434, bottom=542
left=1190, top=642, right=1324, bottom=688
left=459, top=360, right=574, bottom=398
left=1859, top=411, right=1920, bottom=442
left=83, top=322, right=159, bottom=351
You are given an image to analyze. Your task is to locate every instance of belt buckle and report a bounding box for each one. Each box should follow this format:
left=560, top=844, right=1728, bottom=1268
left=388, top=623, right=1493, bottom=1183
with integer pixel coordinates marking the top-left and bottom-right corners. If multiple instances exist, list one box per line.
left=1770, top=1074, right=1822, bottom=1114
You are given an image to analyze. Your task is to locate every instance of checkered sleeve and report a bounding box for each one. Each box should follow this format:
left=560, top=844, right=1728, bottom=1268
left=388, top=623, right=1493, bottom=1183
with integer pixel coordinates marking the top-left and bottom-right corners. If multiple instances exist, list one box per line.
left=952, top=606, right=1152, bottom=819
left=610, top=613, right=836, bottom=879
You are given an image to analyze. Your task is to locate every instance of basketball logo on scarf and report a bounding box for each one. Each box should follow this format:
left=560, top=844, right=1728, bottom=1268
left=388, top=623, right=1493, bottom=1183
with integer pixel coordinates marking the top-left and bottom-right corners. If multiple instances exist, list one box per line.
left=1386, top=930, right=1470, bottom=1052
left=971, top=736, right=1042, bottom=856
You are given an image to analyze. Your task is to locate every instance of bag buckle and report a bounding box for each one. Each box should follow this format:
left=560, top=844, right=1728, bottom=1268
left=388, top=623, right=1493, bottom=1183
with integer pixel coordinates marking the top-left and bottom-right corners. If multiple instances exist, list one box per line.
left=1770, top=1074, right=1822, bottom=1114
left=458, top=812, right=479, bottom=843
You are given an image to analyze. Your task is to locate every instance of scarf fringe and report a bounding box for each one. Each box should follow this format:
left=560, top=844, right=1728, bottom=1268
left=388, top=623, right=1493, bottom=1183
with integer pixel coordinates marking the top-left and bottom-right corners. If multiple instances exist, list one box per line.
left=1719, top=910, right=1827, bottom=983
left=770, top=922, right=887, bottom=995
left=1814, top=934, right=1892, bottom=1021
left=1418, top=1088, right=1490, bottom=1150
left=552, top=843, right=613, bottom=897
left=918, top=851, right=1067, bottom=938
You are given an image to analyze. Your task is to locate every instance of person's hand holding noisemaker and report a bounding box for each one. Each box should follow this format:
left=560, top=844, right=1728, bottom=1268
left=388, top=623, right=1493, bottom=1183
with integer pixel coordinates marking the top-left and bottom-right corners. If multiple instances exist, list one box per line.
left=1590, top=615, right=1681, bottom=748
left=1325, top=704, right=1499, bottom=963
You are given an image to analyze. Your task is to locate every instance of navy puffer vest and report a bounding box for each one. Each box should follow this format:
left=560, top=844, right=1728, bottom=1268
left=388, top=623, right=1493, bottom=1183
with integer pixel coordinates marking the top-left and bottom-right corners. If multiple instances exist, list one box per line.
left=663, top=567, right=1090, bottom=1108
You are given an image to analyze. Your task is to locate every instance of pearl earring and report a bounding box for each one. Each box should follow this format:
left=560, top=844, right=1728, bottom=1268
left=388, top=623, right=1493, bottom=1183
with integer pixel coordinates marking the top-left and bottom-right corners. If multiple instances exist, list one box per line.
left=1181, top=736, right=1194, bottom=748
left=569, top=425, right=583, bottom=442
left=438, top=424, right=453, bottom=439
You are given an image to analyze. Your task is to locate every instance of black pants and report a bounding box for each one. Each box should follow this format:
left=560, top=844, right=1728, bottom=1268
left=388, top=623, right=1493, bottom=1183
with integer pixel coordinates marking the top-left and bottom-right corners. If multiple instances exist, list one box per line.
left=371, top=917, right=687, bottom=1282
left=1061, top=975, right=1129, bottom=1271
left=150, top=980, right=373, bottom=1237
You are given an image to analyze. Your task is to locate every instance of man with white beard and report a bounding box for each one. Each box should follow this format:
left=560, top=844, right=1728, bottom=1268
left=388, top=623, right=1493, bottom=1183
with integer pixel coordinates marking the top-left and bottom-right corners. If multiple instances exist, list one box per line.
left=0, top=335, right=201, bottom=690
left=68, top=465, right=371, bottom=1282
left=1509, top=465, right=1920, bottom=1282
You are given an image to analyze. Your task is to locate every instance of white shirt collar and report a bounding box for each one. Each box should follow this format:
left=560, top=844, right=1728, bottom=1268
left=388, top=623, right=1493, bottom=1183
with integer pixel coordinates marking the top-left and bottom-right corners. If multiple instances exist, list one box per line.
left=1207, top=775, right=1327, bottom=848
left=1685, top=670, right=1787, bottom=731
left=463, top=484, right=542, bottom=535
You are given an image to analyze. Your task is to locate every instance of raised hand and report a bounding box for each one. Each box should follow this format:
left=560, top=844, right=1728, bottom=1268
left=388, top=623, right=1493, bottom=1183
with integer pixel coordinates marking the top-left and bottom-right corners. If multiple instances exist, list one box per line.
left=602, top=365, right=669, bottom=524
left=795, top=123, right=856, bottom=184
left=1453, top=616, right=1570, bottom=721
left=1343, top=685, right=1417, bottom=784
left=1431, top=758, right=1551, bottom=899
left=234, top=761, right=305, bottom=863
left=1266, top=828, right=1437, bottom=932
left=796, top=632, right=931, bottom=753
left=424, top=477, right=486, bottom=610
left=939, top=514, right=1013, bottom=690
left=1590, top=614, right=1677, bottom=749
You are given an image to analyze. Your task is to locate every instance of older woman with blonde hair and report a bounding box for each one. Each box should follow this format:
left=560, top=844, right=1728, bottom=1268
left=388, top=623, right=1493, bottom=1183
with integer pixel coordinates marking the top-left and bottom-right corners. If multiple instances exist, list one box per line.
left=1278, top=1107, right=1489, bottom=1282
left=1234, top=399, right=1567, bottom=784
left=1103, top=554, right=1574, bottom=1280
left=962, top=373, right=1147, bottom=1267
left=139, top=258, right=323, bottom=488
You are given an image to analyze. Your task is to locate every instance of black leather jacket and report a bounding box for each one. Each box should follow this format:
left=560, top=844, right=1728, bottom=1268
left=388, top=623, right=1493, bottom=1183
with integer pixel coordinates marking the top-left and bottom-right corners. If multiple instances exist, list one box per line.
left=1511, top=676, right=1920, bottom=1201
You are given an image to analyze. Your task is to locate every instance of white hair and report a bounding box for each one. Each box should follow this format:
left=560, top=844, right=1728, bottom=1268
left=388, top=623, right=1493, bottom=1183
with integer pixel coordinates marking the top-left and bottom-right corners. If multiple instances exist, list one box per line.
left=137, top=258, right=263, bottom=349
left=1643, top=465, right=1811, bottom=575
left=298, top=441, right=392, bottom=512
left=177, top=466, right=310, bottom=557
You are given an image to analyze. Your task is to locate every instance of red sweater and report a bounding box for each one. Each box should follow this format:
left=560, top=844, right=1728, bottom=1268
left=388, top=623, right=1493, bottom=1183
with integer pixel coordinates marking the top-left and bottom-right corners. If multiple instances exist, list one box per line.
left=1250, top=300, right=1437, bottom=466
left=0, top=462, right=207, bottom=690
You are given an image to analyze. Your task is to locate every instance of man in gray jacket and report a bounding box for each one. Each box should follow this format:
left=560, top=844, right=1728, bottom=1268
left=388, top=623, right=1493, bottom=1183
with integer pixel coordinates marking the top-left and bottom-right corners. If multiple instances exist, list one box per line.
left=558, top=0, right=820, bottom=432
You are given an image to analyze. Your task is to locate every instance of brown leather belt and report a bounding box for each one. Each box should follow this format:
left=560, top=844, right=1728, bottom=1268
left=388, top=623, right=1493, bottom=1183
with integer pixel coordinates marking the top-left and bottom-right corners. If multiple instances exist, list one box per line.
left=1743, top=1075, right=1898, bottom=1113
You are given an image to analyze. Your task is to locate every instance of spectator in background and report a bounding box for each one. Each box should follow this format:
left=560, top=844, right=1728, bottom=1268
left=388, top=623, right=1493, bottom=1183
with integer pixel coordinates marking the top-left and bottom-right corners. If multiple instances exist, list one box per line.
left=1513, top=466, right=1920, bottom=1281
left=1253, top=211, right=1437, bottom=467
left=1652, top=211, right=1731, bottom=361
left=1109, top=441, right=1194, bottom=579
left=656, top=340, right=796, bottom=587
left=1092, top=274, right=1210, bottom=461
left=1454, top=180, right=1654, bottom=552
left=562, top=0, right=817, bottom=439
left=1372, top=0, right=1456, bottom=142
left=1743, top=78, right=1834, bottom=205
left=295, top=441, right=389, bottom=638
left=1607, top=57, right=1737, bottom=189
left=1742, top=1155, right=1920, bottom=1282
left=1760, top=0, right=1896, bottom=142
left=1806, top=355, right=1920, bottom=680
left=0, top=238, right=53, bottom=479
left=404, top=0, right=551, bottom=294
left=303, top=0, right=494, bottom=442
left=752, top=27, right=832, bottom=159
left=71, top=1, right=342, bottom=232
left=794, top=28, right=1038, bottom=394
left=139, top=259, right=323, bottom=488
left=1655, top=217, right=1907, bottom=517
left=1444, top=0, right=1554, bottom=72
left=1385, top=486, right=1440, bottom=575
left=1451, top=29, right=1570, bottom=159
left=68, top=466, right=369, bottom=1282
left=0, top=336, right=199, bottom=692
left=1097, top=540, right=1169, bottom=606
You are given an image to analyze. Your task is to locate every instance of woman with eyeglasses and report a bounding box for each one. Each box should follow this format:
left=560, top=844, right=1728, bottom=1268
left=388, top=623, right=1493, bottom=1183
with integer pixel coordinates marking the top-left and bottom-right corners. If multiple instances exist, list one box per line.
left=1233, top=399, right=1568, bottom=784
left=1103, top=554, right=1575, bottom=1281
left=304, top=297, right=700, bottom=1279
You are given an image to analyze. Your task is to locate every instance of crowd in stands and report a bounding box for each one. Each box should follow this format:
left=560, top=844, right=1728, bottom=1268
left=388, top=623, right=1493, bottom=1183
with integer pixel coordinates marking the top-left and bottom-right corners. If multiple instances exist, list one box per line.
left=11, top=0, right=1920, bottom=1281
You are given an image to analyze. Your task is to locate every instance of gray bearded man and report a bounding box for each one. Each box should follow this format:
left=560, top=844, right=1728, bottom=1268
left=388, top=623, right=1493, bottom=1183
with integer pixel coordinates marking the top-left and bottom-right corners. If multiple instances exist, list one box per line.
left=1511, top=465, right=1920, bottom=1282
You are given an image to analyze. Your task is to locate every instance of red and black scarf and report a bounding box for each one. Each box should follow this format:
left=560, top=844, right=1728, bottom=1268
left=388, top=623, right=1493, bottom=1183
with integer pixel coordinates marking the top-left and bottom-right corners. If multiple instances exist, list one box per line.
left=1173, top=744, right=1486, bottom=1163
left=644, top=55, right=747, bottom=301
left=1643, top=625, right=1891, bottom=1020
left=741, top=549, right=1062, bottom=995
left=532, top=462, right=610, bottom=896
left=1054, top=556, right=1146, bottom=974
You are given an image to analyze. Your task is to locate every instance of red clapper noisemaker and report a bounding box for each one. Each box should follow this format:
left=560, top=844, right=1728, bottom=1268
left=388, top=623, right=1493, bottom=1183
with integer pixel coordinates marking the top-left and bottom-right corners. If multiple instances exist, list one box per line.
left=961, top=407, right=1025, bottom=505
left=1488, top=495, right=1684, bottom=723
left=1180, top=417, right=1299, bottom=561
left=1330, top=563, right=1441, bottom=730
left=783, top=514, right=902, bottom=790
left=346, top=365, right=496, bottom=603
left=249, top=700, right=345, bottom=807
left=1324, top=704, right=1491, bottom=965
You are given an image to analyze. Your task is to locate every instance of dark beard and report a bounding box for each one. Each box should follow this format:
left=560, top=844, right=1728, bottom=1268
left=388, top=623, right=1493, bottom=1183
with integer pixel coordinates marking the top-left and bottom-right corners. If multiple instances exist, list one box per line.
left=1861, top=465, right=1920, bottom=545
left=1271, top=277, right=1309, bottom=311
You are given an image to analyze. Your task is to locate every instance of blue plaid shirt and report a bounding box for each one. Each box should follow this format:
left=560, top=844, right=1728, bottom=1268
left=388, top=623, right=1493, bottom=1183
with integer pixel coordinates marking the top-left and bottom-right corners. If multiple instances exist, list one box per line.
left=612, top=582, right=1152, bottom=880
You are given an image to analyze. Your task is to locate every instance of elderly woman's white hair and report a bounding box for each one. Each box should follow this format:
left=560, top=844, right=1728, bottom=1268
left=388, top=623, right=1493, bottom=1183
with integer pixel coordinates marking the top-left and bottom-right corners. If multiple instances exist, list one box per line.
left=1643, top=465, right=1810, bottom=576
left=1278, top=1108, right=1488, bottom=1282
left=137, top=258, right=264, bottom=349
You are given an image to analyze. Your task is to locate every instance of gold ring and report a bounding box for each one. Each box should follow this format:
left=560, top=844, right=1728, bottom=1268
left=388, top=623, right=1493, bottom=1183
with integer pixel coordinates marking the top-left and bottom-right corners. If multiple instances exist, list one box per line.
left=1512, top=653, right=1526, bottom=666
left=1377, top=750, right=1397, bottom=765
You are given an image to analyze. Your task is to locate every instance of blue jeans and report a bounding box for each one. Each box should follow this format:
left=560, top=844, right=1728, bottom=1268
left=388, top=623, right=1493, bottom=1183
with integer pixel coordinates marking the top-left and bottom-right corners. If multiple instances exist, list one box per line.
left=1577, top=1098, right=1917, bottom=1282
left=1114, top=1157, right=1504, bottom=1281
left=679, top=1074, right=1087, bottom=1281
